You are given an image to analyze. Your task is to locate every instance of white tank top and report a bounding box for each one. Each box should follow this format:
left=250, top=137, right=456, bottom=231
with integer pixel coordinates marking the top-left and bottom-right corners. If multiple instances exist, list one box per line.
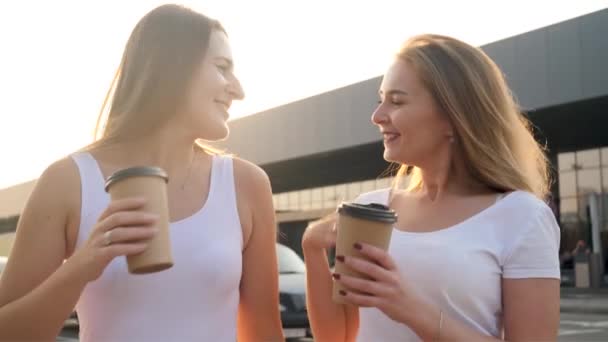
left=71, top=152, right=243, bottom=342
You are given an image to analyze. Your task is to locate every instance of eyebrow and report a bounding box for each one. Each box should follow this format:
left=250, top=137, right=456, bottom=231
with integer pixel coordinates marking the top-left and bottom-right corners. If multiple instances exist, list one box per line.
left=379, top=89, right=408, bottom=97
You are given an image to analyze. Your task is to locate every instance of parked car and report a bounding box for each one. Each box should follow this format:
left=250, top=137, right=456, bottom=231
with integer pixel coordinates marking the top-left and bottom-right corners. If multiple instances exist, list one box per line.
left=277, top=243, right=310, bottom=339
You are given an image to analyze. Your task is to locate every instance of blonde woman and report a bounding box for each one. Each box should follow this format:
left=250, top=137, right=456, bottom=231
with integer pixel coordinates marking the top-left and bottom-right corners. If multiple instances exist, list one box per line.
left=303, top=34, right=560, bottom=341
left=0, top=5, right=283, bottom=341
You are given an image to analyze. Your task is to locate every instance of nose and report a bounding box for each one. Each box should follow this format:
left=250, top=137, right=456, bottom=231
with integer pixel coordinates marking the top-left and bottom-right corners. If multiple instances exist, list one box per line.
left=227, top=74, right=245, bottom=100
left=371, top=103, right=389, bottom=125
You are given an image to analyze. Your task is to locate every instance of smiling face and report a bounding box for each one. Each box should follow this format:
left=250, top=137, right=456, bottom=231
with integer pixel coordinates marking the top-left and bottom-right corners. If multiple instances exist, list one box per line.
left=371, top=59, right=454, bottom=167
left=179, top=30, right=245, bottom=141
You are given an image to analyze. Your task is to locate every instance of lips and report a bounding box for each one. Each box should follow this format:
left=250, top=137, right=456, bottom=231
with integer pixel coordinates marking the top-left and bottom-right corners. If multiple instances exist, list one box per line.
left=214, top=100, right=231, bottom=111
left=382, top=131, right=400, bottom=144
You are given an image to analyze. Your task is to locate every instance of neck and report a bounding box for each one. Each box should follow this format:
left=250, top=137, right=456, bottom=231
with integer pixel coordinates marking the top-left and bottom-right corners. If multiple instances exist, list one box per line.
left=95, top=126, right=201, bottom=179
left=416, top=144, right=486, bottom=201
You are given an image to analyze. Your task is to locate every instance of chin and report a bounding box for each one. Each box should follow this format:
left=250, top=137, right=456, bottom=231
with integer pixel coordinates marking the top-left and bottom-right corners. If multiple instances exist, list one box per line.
left=383, top=149, right=400, bottom=163
left=198, top=123, right=229, bottom=142
left=383, top=148, right=412, bottom=165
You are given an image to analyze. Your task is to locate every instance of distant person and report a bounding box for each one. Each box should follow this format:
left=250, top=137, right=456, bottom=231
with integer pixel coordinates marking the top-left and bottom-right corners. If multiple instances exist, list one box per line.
left=0, top=4, right=283, bottom=341
left=303, top=34, right=560, bottom=341
left=560, top=239, right=590, bottom=268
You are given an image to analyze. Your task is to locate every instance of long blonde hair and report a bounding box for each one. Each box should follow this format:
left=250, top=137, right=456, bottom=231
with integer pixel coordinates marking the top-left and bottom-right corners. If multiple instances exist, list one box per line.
left=393, top=34, right=550, bottom=199
left=89, top=4, right=224, bottom=150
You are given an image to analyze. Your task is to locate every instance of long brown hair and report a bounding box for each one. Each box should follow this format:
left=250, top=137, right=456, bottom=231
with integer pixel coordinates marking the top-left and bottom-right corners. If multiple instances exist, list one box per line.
left=393, top=34, right=550, bottom=199
left=91, top=4, right=224, bottom=147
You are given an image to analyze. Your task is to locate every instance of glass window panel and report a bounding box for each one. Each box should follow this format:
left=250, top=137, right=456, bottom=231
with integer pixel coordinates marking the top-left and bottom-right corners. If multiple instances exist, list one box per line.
left=311, top=200, right=322, bottom=210
left=335, top=184, right=348, bottom=204
left=321, top=186, right=335, bottom=209
left=601, top=148, right=608, bottom=167
left=347, top=182, right=361, bottom=201
left=376, top=177, right=391, bottom=189
left=311, top=188, right=322, bottom=201
left=576, top=149, right=600, bottom=168
left=300, top=189, right=311, bottom=209
left=311, top=188, right=322, bottom=210
left=300, top=203, right=311, bottom=211
left=361, top=180, right=375, bottom=193
left=559, top=197, right=578, bottom=223
left=277, top=193, right=288, bottom=211
left=558, top=152, right=576, bottom=172
left=288, top=192, right=299, bottom=210
left=577, top=169, right=602, bottom=194
left=558, top=171, right=577, bottom=197
left=603, top=167, right=608, bottom=192
left=322, top=186, right=335, bottom=203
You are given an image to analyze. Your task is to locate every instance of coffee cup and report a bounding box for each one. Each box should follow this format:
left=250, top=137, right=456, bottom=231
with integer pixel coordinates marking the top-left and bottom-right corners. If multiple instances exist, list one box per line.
left=332, top=202, right=397, bottom=304
left=105, top=166, right=173, bottom=274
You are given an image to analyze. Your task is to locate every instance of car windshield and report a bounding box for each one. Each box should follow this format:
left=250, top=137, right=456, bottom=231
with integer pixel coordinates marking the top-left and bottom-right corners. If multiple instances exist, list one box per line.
left=277, top=244, right=306, bottom=274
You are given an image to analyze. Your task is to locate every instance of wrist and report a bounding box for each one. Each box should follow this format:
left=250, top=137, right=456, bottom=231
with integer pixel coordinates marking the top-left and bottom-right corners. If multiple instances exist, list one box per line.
left=302, top=242, right=325, bottom=256
left=301, top=233, right=325, bottom=253
left=63, top=253, right=95, bottom=285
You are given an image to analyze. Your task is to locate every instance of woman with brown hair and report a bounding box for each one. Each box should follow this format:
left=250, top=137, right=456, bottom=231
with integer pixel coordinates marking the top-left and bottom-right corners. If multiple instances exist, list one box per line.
left=304, top=34, right=560, bottom=341
left=0, top=4, right=284, bottom=341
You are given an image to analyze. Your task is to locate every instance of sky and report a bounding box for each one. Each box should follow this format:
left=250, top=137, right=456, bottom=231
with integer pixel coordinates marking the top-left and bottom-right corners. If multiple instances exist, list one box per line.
left=0, top=0, right=607, bottom=190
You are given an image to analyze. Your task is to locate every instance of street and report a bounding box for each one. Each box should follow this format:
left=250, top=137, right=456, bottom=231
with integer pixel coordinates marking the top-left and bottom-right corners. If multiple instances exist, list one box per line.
left=57, top=312, right=608, bottom=341
left=559, top=312, right=608, bottom=342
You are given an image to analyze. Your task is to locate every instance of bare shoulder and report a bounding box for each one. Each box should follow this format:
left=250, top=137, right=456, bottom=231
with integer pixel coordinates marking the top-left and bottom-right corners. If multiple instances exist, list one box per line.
left=35, top=156, right=80, bottom=202
left=30, top=157, right=79, bottom=204
left=19, top=156, right=81, bottom=232
left=231, top=156, right=272, bottom=193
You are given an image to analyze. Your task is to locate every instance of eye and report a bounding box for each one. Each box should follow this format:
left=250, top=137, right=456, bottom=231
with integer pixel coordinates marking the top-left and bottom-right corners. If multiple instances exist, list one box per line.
left=217, top=64, right=230, bottom=73
left=389, top=95, right=405, bottom=106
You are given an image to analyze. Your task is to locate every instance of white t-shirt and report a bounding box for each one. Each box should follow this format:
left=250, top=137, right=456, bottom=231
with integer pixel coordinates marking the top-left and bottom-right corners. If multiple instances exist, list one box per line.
left=355, top=189, right=561, bottom=341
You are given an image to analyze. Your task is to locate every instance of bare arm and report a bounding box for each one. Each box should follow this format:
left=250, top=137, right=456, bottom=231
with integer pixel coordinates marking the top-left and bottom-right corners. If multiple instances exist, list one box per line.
left=302, top=216, right=359, bottom=342
left=503, top=278, right=560, bottom=341
left=0, top=158, right=158, bottom=340
left=234, top=159, right=284, bottom=342
left=0, top=159, right=85, bottom=340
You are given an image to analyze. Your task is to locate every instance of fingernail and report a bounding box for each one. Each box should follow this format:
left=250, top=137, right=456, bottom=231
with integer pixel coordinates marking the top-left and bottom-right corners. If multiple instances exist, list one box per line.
left=354, top=243, right=362, bottom=250
left=339, top=290, right=347, bottom=296
left=332, top=273, right=341, bottom=280
left=336, top=255, right=345, bottom=262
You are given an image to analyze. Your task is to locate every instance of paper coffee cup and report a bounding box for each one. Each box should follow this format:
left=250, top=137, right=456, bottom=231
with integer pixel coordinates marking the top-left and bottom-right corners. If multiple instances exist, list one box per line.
left=332, top=202, right=397, bottom=304
left=105, top=166, right=173, bottom=274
